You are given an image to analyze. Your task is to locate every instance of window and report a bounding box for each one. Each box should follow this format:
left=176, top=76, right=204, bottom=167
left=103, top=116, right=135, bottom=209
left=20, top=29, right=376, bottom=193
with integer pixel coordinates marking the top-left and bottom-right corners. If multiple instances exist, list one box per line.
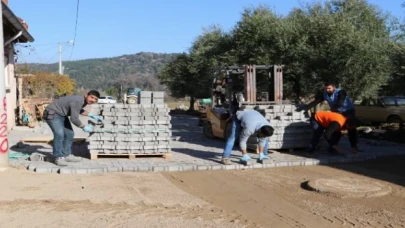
left=382, top=97, right=396, bottom=106
left=359, top=99, right=368, bottom=106
left=397, top=98, right=405, bottom=106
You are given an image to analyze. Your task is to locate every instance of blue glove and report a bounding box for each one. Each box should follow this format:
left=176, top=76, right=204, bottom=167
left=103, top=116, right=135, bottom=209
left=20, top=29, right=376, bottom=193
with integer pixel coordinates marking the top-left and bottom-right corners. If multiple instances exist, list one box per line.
left=83, top=125, right=93, bottom=133
left=88, top=113, right=103, bottom=122
left=240, top=154, right=252, bottom=162
left=259, top=152, right=270, bottom=161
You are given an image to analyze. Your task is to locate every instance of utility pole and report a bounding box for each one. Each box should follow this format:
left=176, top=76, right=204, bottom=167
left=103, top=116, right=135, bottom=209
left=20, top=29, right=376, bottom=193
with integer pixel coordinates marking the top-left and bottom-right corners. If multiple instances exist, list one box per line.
left=0, top=7, right=9, bottom=166
left=58, top=40, right=73, bottom=75
left=58, top=42, right=62, bottom=74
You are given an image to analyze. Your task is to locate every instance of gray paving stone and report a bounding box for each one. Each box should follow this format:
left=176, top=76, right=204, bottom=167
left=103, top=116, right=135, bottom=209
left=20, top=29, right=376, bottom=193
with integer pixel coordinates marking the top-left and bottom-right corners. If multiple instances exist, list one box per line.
left=223, top=165, right=237, bottom=170
left=252, top=163, right=264, bottom=169
left=35, top=167, right=51, bottom=173
left=181, top=164, right=195, bottom=171
left=28, top=165, right=37, bottom=171
left=210, top=165, right=223, bottom=170
left=51, top=167, right=60, bottom=173
left=167, top=165, right=180, bottom=172
left=121, top=165, right=136, bottom=172
left=196, top=165, right=208, bottom=171
left=107, top=166, right=122, bottom=172
left=75, top=168, right=89, bottom=174
left=275, top=161, right=289, bottom=167
left=137, top=166, right=151, bottom=172
left=59, top=167, right=73, bottom=174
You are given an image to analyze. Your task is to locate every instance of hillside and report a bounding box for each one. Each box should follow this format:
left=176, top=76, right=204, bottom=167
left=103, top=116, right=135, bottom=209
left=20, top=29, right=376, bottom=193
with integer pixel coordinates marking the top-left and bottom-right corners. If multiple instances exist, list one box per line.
left=18, top=52, right=179, bottom=91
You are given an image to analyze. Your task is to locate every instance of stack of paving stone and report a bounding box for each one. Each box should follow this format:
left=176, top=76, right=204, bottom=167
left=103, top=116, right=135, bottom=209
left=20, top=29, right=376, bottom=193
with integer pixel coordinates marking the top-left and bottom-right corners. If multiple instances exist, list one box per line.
left=87, top=92, right=172, bottom=158
left=241, top=103, right=313, bottom=150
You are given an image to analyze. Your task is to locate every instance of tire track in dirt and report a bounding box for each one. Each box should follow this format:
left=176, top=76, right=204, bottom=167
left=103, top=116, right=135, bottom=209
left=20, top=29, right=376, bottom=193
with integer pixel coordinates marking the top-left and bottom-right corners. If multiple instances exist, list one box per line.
left=0, top=198, right=254, bottom=227
left=164, top=171, right=342, bottom=228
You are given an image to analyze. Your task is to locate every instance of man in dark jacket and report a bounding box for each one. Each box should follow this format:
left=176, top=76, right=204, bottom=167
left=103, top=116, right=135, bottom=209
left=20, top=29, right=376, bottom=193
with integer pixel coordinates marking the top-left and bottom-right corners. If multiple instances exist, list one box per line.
left=297, top=81, right=355, bottom=118
left=44, top=90, right=102, bottom=166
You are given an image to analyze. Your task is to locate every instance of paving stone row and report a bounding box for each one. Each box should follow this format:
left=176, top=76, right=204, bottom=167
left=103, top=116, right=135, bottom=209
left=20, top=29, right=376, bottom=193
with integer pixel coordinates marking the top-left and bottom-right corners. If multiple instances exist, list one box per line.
left=10, top=144, right=405, bottom=174
left=8, top=114, right=405, bottom=175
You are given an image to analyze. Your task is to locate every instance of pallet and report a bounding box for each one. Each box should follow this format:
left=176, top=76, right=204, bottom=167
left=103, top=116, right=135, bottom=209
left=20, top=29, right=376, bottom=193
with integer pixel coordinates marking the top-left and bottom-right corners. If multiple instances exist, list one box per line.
left=20, top=137, right=87, bottom=144
left=90, top=152, right=172, bottom=160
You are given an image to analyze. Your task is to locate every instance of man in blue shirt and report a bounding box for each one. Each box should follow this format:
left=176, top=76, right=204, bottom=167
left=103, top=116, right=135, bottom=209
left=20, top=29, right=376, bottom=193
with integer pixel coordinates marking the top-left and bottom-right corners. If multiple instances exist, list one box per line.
left=297, top=81, right=355, bottom=118
left=221, top=110, right=274, bottom=165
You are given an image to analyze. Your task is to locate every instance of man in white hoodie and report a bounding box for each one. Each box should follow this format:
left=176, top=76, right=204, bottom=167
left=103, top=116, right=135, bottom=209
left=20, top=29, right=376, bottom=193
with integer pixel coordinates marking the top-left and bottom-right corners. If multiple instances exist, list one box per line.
left=221, top=110, right=274, bottom=165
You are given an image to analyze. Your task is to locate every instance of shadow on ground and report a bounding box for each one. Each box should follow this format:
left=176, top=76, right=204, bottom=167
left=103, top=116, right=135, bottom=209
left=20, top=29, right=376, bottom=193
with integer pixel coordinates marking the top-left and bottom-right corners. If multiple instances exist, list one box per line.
left=9, top=142, right=90, bottom=159
left=329, top=155, right=405, bottom=187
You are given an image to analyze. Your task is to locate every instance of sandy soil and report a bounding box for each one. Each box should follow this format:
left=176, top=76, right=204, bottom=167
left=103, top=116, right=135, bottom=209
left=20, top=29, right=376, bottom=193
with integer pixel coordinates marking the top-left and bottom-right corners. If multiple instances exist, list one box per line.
left=0, top=169, right=244, bottom=228
left=1, top=156, right=405, bottom=228
left=165, top=156, right=405, bottom=228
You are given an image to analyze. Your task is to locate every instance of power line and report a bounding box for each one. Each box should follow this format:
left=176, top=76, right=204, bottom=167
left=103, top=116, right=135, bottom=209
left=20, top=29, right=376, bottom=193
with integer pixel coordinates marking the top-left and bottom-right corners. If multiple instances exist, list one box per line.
left=69, top=0, right=80, bottom=61
left=46, top=45, right=70, bottom=64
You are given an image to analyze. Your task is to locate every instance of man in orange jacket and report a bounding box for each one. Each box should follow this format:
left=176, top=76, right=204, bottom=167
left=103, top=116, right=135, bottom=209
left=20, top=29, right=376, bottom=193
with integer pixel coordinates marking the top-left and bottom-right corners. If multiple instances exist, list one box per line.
left=307, top=111, right=358, bottom=155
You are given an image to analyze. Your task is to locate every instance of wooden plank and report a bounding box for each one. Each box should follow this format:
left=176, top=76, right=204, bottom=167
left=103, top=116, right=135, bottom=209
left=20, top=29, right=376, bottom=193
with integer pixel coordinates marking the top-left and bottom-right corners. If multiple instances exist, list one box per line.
left=90, top=152, right=172, bottom=160
left=20, top=136, right=87, bottom=144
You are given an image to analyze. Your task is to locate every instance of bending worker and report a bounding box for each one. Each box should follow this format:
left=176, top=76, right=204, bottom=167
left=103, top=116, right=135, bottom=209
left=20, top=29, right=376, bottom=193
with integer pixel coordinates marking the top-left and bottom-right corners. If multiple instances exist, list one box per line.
left=297, top=81, right=355, bottom=118
left=307, top=111, right=358, bottom=155
left=44, top=90, right=103, bottom=166
left=222, top=110, right=274, bottom=165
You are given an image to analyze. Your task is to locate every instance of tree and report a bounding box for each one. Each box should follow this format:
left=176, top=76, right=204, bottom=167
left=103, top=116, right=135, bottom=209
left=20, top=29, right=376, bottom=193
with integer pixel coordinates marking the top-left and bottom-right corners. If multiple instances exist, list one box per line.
left=159, top=26, right=234, bottom=110
left=22, top=72, right=76, bottom=98
left=158, top=53, right=196, bottom=108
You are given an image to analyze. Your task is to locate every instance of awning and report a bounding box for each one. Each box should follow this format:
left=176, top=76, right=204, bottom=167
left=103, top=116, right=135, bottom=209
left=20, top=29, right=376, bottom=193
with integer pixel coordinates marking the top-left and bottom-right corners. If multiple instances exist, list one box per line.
left=2, top=2, right=34, bottom=42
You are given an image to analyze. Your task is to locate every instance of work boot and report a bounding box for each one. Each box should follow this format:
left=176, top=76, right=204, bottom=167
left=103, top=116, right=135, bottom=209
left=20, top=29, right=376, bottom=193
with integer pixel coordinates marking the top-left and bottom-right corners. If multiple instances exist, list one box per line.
left=55, top=157, right=69, bottom=166
left=64, top=155, right=82, bottom=162
left=221, top=157, right=232, bottom=165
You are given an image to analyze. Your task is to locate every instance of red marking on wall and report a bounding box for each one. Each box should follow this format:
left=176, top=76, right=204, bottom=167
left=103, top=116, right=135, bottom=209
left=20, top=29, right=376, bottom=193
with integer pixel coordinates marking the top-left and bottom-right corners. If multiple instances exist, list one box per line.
left=0, top=97, right=8, bottom=154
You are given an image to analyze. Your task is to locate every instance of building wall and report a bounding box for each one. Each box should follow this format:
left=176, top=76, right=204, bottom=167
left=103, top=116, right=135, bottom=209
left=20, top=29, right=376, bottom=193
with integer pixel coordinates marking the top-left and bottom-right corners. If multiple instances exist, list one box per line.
left=4, top=44, right=16, bottom=132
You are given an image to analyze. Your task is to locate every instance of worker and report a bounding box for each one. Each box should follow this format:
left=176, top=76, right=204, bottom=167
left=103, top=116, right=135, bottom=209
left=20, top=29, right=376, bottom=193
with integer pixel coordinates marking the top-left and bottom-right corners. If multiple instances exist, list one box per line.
left=307, top=111, right=358, bottom=155
left=44, top=90, right=102, bottom=166
left=297, top=81, right=355, bottom=118
left=221, top=110, right=275, bottom=165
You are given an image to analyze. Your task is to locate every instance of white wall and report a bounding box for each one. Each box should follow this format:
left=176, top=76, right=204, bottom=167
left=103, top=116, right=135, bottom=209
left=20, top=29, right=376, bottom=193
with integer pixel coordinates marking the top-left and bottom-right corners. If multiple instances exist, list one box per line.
left=4, top=44, right=16, bottom=132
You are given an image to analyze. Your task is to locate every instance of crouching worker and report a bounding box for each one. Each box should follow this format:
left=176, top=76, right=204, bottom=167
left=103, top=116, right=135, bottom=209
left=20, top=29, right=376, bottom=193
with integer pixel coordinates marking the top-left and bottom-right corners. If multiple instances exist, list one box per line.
left=307, top=111, right=358, bottom=155
left=221, top=110, right=275, bottom=165
left=44, top=90, right=103, bottom=166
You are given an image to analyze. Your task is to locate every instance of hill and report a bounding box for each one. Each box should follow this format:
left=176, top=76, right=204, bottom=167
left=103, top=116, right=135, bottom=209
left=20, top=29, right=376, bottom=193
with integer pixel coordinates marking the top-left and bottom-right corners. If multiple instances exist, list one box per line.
left=18, top=52, right=179, bottom=92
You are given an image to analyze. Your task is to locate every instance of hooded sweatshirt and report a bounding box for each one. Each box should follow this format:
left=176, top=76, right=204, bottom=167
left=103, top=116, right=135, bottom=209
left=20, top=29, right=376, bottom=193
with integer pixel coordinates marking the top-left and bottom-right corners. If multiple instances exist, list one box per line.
left=236, top=110, right=270, bottom=149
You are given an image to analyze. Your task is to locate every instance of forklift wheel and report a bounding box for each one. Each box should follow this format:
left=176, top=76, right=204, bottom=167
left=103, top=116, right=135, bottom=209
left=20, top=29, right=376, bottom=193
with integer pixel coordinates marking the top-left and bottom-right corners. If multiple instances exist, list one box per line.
left=203, top=121, right=215, bottom=139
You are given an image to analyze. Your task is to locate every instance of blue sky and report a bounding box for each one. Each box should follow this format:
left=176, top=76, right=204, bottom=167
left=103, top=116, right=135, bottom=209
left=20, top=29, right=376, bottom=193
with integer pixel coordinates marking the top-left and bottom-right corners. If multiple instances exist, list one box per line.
left=8, top=0, right=404, bottom=64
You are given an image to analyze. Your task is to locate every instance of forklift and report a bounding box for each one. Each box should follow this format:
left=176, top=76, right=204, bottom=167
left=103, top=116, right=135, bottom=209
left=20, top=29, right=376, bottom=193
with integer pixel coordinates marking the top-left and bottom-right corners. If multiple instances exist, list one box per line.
left=202, top=64, right=284, bottom=140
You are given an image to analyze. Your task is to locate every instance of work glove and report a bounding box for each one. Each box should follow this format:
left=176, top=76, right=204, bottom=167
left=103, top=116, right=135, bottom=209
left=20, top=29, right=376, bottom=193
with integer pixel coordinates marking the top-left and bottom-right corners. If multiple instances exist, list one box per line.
left=88, top=113, right=103, bottom=122
left=83, top=125, right=93, bottom=133
left=240, top=154, right=252, bottom=162
left=259, top=152, right=270, bottom=161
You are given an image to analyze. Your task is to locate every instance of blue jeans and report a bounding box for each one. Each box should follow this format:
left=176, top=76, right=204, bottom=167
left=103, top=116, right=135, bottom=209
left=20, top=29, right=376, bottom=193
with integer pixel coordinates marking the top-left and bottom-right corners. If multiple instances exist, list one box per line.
left=46, top=113, right=74, bottom=158
left=309, top=119, right=325, bottom=150
left=222, top=115, right=269, bottom=158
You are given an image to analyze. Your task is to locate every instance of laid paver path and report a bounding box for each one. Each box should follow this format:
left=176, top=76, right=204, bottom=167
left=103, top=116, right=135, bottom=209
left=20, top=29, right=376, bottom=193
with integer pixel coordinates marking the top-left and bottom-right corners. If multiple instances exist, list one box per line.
left=7, top=114, right=405, bottom=174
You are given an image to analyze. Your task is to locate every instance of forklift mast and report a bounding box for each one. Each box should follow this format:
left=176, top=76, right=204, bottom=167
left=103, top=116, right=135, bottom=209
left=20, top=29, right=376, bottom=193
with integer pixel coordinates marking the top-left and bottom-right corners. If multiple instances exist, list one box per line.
left=222, top=65, right=283, bottom=106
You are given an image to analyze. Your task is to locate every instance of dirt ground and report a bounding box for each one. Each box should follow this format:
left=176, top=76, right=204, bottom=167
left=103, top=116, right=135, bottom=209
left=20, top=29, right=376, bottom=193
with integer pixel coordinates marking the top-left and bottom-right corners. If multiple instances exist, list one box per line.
left=1, top=156, right=405, bottom=228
